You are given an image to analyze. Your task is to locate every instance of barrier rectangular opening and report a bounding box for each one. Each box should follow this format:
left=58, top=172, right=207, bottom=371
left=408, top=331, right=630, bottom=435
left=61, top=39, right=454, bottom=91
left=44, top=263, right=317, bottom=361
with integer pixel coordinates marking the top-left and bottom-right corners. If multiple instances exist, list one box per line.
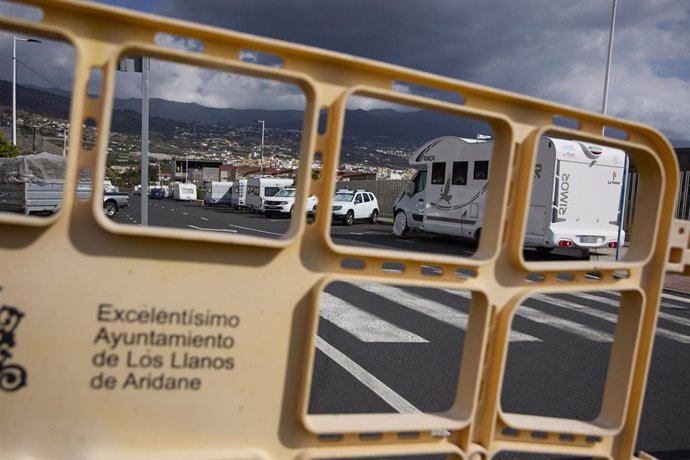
left=501, top=290, right=643, bottom=431
left=105, top=55, right=309, bottom=238
left=329, top=93, right=495, bottom=261
left=0, top=28, right=74, bottom=218
left=308, top=281, right=470, bottom=416
left=524, top=133, right=637, bottom=263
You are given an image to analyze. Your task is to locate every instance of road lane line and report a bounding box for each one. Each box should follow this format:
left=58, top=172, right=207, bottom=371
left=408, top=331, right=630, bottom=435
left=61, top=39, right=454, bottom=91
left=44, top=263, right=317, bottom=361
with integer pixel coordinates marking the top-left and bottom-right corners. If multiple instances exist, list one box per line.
left=316, top=336, right=420, bottom=413
left=320, top=293, right=427, bottom=343
left=358, top=283, right=539, bottom=343
left=445, top=289, right=612, bottom=342
left=170, top=208, right=175, bottom=212
left=228, top=224, right=283, bottom=236
left=183, top=212, right=189, bottom=216
left=201, top=217, right=209, bottom=221
left=187, top=225, right=238, bottom=233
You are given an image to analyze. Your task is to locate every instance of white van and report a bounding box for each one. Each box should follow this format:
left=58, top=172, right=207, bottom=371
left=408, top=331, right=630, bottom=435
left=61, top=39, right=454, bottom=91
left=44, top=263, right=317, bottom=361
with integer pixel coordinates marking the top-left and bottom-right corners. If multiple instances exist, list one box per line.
left=204, top=181, right=233, bottom=206
left=246, top=177, right=294, bottom=212
left=393, top=136, right=626, bottom=252
left=231, top=179, right=248, bottom=209
left=173, top=182, right=197, bottom=201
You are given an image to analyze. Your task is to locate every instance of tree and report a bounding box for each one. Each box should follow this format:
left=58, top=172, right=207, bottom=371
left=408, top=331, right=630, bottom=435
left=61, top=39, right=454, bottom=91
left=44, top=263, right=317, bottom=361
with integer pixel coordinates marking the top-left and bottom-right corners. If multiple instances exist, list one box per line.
left=0, top=133, right=20, bottom=158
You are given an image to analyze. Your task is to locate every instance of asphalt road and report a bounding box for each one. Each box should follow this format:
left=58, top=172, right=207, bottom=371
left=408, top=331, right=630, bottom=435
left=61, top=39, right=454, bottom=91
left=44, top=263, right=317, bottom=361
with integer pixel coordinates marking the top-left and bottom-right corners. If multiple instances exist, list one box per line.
left=114, top=196, right=690, bottom=459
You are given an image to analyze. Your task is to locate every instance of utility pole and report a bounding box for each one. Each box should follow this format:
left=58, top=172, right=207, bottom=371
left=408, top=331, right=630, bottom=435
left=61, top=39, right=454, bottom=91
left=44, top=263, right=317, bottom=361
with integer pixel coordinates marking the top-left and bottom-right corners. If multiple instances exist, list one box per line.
left=12, top=36, right=42, bottom=146
left=118, top=56, right=149, bottom=226
left=256, top=120, right=265, bottom=176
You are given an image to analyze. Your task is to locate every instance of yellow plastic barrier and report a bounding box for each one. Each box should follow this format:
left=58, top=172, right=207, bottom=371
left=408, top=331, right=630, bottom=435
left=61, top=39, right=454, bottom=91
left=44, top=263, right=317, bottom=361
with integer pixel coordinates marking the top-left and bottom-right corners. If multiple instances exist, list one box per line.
left=0, top=1, right=686, bottom=458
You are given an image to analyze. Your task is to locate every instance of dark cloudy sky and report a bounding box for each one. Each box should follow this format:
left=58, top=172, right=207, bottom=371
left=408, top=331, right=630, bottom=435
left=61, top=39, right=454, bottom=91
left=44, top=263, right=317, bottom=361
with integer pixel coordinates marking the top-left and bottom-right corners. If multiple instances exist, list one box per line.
left=0, top=0, right=688, bottom=141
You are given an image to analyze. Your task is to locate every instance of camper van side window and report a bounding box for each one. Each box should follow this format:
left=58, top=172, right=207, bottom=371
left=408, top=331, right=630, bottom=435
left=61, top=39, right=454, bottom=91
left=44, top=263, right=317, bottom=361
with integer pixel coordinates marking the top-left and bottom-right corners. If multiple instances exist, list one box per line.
left=473, top=160, right=489, bottom=180
left=452, top=161, right=468, bottom=185
left=415, top=170, right=427, bottom=193
left=431, top=162, right=446, bottom=184
left=265, top=187, right=280, bottom=196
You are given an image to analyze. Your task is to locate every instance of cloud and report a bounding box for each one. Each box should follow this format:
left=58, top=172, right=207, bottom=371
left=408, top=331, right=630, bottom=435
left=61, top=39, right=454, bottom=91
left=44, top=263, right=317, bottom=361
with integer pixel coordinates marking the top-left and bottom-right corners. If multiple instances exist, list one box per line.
left=0, top=0, right=688, bottom=139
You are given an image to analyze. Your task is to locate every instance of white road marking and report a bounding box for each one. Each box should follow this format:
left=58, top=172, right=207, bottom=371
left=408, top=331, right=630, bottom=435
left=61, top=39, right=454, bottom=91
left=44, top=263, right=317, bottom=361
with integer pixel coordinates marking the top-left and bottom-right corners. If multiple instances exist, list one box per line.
left=201, top=217, right=209, bottom=221
left=170, top=208, right=175, bottom=212
left=183, top=212, right=189, bottom=216
left=316, top=336, right=420, bottom=413
left=228, top=224, right=283, bottom=236
left=662, top=292, right=690, bottom=304
left=320, top=292, right=427, bottom=343
left=358, top=283, right=539, bottom=343
left=187, top=225, right=238, bottom=233
left=558, top=292, right=690, bottom=343
left=446, top=289, right=612, bottom=342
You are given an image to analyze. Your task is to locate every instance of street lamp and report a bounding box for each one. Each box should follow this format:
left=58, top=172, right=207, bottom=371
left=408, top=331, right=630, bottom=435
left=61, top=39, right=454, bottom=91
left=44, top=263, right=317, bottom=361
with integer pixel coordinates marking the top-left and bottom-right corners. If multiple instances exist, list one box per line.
left=12, top=36, right=42, bottom=146
left=601, top=0, right=617, bottom=118
left=599, top=0, right=626, bottom=260
left=185, top=152, right=189, bottom=183
left=255, top=120, right=265, bottom=176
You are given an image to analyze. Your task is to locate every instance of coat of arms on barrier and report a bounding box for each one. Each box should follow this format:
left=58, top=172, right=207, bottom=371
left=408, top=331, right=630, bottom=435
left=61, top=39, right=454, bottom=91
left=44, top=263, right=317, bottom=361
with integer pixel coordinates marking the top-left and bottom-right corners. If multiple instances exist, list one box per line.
left=0, top=305, right=27, bottom=392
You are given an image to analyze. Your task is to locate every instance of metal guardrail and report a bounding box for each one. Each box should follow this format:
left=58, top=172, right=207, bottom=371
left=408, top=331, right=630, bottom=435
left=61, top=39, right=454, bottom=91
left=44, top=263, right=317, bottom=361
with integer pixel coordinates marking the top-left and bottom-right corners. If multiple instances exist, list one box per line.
left=1, top=1, right=689, bottom=459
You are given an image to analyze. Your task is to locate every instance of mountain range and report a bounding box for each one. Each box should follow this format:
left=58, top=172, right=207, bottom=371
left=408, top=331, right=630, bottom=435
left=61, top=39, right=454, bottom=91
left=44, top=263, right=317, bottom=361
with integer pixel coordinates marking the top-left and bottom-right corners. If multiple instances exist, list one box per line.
left=2, top=80, right=688, bottom=148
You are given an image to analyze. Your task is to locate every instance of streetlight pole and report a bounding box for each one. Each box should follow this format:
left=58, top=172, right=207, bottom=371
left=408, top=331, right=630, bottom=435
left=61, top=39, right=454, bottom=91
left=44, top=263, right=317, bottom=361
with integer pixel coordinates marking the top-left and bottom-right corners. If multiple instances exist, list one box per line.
left=256, top=120, right=265, bottom=177
left=601, top=0, right=617, bottom=117
left=600, top=0, right=626, bottom=260
left=12, top=36, right=41, bottom=146
left=185, top=153, right=189, bottom=183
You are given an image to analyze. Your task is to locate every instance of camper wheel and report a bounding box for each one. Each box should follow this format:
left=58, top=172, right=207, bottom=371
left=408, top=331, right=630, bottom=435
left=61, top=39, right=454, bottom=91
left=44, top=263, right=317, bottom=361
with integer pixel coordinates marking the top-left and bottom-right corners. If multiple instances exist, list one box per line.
left=369, top=209, right=379, bottom=224
left=344, top=210, right=354, bottom=226
left=392, top=210, right=409, bottom=237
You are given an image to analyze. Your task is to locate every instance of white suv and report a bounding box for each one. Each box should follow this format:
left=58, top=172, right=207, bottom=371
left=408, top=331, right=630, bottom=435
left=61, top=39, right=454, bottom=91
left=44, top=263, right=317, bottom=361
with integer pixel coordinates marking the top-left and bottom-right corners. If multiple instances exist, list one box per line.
left=331, top=189, right=379, bottom=226
left=264, top=187, right=318, bottom=218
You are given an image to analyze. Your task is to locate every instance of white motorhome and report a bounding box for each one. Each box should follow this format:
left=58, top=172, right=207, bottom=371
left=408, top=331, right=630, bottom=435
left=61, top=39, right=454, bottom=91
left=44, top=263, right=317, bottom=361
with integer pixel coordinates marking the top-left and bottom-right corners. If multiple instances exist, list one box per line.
left=231, top=178, right=248, bottom=209
left=246, top=177, right=294, bottom=212
left=204, top=181, right=233, bottom=206
left=393, top=136, right=626, bottom=252
left=173, top=182, right=197, bottom=201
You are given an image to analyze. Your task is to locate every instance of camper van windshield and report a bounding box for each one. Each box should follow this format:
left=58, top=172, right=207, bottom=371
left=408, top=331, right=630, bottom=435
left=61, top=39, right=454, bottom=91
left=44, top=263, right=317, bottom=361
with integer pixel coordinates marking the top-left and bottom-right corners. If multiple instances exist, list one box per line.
left=274, top=188, right=296, bottom=197
left=334, top=193, right=354, bottom=202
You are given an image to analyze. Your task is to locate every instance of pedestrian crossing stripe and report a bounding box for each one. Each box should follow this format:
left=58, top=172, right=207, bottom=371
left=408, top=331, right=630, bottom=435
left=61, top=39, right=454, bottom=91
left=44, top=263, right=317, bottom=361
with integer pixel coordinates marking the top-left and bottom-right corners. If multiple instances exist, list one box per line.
left=319, top=283, right=690, bottom=345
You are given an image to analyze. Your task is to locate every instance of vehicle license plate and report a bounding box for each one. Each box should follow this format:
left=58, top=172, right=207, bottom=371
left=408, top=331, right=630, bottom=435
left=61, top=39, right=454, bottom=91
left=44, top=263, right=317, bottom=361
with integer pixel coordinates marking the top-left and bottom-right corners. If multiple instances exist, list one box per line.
left=581, top=235, right=598, bottom=243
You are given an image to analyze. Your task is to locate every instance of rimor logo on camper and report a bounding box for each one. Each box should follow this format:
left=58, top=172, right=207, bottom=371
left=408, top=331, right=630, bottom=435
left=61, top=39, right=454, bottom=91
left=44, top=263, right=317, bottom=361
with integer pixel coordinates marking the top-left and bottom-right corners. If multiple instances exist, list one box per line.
left=558, top=173, right=570, bottom=216
left=0, top=305, right=28, bottom=392
left=415, top=139, right=443, bottom=162
left=608, top=171, right=621, bottom=185
left=534, top=164, right=542, bottom=179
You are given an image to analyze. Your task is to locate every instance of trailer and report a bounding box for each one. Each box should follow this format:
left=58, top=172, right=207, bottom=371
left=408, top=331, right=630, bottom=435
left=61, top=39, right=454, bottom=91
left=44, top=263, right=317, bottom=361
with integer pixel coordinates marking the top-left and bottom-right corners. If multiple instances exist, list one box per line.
left=231, top=178, right=247, bottom=209
left=392, top=136, right=626, bottom=252
left=173, top=182, right=197, bottom=201
left=203, top=181, right=233, bottom=206
left=0, top=153, right=89, bottom=214
left=246, top=177, right=293, bottom=212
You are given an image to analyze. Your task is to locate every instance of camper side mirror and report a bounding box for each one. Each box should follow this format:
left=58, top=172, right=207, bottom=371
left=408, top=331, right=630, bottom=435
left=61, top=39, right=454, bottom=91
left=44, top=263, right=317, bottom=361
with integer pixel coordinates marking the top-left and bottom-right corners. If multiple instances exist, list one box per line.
left=405, top=182, right=415, bottom=196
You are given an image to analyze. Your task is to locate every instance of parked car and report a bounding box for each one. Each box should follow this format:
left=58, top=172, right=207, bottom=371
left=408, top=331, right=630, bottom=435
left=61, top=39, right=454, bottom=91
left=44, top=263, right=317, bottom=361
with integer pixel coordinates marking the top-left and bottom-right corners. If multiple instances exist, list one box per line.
left=150, top=187, right=165, bottom=199
left=103, top=192, right=129, bottom=218
left=331, top=189, right=379, bottom=225
left=264, top=187, right=318, bottom=218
